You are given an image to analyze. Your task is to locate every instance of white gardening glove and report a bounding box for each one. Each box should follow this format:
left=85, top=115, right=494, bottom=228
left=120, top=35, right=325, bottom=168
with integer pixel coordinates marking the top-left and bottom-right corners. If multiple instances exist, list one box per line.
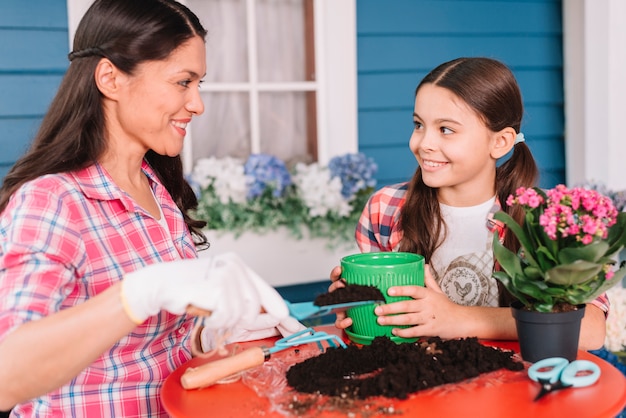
left=200, top=315, right=307, bottom=352
left=121, top=252, right=288, bottom=329
left=198, top=259, right=307, bottom=351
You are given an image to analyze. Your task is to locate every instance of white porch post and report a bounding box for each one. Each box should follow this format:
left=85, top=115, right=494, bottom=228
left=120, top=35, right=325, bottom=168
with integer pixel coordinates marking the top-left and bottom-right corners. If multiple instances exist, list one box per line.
left=563, top=0, right=626, bottom=190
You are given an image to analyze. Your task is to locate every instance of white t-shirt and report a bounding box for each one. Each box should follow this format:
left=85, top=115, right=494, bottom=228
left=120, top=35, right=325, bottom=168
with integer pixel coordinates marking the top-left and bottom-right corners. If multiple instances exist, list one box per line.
left=430, top=196, right=499, bottom=307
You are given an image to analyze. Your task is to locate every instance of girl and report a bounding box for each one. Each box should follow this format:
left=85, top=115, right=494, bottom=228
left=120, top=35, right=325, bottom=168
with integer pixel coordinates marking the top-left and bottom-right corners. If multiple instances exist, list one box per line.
left=330, top=57, right=607, bottom=350
left=0, top=0, right=298, bottom=416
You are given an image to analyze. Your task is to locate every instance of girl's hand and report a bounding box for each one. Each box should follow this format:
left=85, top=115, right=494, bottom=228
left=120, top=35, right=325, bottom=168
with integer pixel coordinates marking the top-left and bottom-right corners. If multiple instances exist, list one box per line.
left=328, top=265, right=345, bottom=290
left=373, top=264, right=467, bottom=339
left=327, top=265, right=353, bottom=329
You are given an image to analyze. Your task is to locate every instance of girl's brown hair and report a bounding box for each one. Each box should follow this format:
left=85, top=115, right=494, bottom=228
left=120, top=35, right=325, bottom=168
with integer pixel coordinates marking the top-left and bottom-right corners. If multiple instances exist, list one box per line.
left=398, top=57, right=538, bottom=305
left=0, top=0, right=209, bottom=246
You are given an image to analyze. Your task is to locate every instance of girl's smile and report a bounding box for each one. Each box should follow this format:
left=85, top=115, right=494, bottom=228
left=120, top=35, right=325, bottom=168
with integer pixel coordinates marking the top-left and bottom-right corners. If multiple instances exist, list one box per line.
left=420, top=159, right=449, bottom=170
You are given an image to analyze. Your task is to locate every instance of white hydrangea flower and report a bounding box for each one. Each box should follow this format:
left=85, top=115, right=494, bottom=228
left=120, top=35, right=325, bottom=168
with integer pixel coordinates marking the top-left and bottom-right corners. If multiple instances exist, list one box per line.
left=292, top=162, right=352, bottom=218
left=191, top=157, right=250, bottom=204
left=605, top=285, right=626, bottom=352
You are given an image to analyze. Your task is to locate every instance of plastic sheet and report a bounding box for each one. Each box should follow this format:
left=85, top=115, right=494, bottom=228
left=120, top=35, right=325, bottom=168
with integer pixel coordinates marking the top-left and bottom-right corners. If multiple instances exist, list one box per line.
left=423, top=354, right=530, bottom=397
left=241, top=345, right=529, bottom=417
left=241, top=344, right=320, bottom=415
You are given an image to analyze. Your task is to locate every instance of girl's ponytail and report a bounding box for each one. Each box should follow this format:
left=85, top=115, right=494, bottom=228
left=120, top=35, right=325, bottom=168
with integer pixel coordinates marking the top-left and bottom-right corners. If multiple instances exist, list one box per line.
left=495, top=141, right=539, bottom=254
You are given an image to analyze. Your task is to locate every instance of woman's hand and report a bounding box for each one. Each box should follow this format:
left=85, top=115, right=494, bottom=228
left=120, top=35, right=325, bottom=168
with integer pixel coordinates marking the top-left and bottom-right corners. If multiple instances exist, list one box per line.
left=123, top=252, right=288, bottom=330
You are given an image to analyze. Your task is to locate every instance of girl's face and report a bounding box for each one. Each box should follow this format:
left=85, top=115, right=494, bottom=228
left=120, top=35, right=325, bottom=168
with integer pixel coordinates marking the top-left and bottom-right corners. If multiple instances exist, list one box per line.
left=409, top=83, right=507, bottom=206
left=106, top=35, right=206, bottom=158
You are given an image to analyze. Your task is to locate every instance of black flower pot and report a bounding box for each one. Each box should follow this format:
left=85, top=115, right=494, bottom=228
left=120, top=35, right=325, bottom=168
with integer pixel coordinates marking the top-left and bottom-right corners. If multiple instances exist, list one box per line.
left=511, top=301, right=585, bottom=362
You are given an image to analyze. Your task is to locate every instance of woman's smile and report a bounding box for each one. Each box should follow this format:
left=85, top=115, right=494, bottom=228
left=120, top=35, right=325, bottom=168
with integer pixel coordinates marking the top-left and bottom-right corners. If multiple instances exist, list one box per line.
left=171, top=119, right=190, bottom=137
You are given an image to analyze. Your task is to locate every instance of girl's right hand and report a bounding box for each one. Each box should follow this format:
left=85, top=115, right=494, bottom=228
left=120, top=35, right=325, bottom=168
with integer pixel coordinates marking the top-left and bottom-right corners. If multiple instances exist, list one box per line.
left=328, top=265, right=353, bottom=329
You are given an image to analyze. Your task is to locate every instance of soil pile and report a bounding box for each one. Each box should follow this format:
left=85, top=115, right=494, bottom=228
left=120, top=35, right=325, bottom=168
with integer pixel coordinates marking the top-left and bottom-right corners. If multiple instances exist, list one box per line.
left=286, top=336, right=524, bottom=400
left=314, top=285, right=385, bottom=306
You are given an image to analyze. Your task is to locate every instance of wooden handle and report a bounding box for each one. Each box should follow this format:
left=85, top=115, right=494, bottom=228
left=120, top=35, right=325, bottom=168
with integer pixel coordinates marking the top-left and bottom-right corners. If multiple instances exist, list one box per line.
left=186, top=305, right=213, bottom=317
left=180, top=346, right=267, bottom=390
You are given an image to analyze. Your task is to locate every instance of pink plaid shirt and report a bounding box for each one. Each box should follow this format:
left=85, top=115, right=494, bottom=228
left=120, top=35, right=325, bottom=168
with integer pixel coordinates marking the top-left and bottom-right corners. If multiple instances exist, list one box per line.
left=0, top=162, right=198, bottom=417
left=355, top=183, right=610, bottom=313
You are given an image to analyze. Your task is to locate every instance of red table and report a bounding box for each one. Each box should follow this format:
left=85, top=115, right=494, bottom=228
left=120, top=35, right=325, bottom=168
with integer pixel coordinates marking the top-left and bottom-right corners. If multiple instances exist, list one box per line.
left=161, top=326, right=626, bottom=417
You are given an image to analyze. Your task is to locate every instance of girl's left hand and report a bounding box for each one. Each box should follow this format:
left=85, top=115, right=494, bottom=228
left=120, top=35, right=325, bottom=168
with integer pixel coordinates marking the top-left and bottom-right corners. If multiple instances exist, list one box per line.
left=328, top=265, right=353, bottom=330
left=373, top=265, right=467, bottom=339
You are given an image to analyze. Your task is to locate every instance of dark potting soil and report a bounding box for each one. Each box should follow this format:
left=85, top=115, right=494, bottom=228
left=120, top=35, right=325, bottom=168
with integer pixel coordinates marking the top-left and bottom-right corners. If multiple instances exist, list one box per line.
left=286, top=336, right=524, bottom=400
left=314, top=285, right=385, bottom=306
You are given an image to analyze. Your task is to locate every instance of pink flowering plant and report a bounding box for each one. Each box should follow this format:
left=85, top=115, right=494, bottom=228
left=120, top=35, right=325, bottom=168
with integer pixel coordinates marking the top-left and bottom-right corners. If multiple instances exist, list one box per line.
left=493, top=185, right=626, bottom=312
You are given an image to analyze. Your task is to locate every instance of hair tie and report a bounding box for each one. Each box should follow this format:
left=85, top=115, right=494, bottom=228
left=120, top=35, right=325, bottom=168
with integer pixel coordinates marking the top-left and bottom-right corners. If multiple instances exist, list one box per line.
left=515, top=132, right=525, bottom=144
left=68, top=46, right=104, bottom=62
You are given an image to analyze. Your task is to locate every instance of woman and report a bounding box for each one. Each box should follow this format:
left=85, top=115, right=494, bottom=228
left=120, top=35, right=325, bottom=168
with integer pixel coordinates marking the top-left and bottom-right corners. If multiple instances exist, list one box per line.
left=0, top=0, right=297, bottom=416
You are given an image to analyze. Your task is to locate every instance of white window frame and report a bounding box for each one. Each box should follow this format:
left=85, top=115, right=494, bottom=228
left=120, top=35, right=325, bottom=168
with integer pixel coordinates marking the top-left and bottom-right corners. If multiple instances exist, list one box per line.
left=66, top=0, right=358, bottom=172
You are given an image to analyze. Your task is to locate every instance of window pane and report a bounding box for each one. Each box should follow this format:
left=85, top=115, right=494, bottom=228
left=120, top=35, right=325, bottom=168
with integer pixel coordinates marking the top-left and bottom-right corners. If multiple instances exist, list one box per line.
left=192, top=92, right=251, bottom=161
left=189, top=0, right=249, bottom=82
left=256, top=0, right=310, bottom=82
left=259, top=91, right=316, bottom=163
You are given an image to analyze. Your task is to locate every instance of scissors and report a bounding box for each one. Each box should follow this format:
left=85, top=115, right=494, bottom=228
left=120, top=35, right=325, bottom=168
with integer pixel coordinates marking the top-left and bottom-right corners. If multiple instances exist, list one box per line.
left=528, top=357, right=601, bottom=401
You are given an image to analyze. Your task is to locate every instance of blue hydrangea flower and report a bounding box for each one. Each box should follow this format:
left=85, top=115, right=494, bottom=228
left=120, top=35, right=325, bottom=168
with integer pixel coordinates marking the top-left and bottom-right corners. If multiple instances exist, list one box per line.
left=328, top=152, right=378, bottom=199
left=244, top=153, right=292, bottom=199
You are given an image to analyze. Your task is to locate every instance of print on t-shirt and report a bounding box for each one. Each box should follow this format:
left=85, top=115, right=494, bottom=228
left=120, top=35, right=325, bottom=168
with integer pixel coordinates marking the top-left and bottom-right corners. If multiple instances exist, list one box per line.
left=433, top=252, right=499, bottom=307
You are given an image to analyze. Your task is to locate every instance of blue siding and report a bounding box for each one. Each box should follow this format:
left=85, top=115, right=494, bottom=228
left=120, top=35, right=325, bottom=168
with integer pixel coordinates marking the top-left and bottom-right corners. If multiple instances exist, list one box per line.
left=0, top=0, right=68, bottom=27
left=0, top=0, right=68, bottom=179
left=0, top=0, right=565, bottom=188
left=356, top=0, right=564, bottom=188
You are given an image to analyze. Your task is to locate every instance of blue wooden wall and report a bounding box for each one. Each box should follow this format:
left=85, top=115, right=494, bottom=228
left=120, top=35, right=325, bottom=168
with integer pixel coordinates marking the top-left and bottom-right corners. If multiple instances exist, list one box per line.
left=356, top=0, right=564, bottom=189
left=0, top=0, right=563, bottom=189
left=0, top=0, right=68, bottom=180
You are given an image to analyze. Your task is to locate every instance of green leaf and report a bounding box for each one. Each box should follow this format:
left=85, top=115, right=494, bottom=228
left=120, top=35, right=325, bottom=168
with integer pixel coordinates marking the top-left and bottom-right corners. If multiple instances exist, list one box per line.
left=492, top=232, right=524, bottom=279
left=522, top=265, right=544, bottom=280
left=578, top=263, right=626, bottom=302
left=607, top=212, right=626, bottom=255
left=525, top=211, right=558, bottom=261
left=532, top=302, right=555, bottom=313
left=558, top=241, right=609, bottom=264
left=535, top=246, right=558, bottom=271
left=493, top=211, right=539, bottom=267
left=492, top=271, right=531, bottom=306
left=544, top=261, right=603, bottom=286
left=544, top=287, right=567, bottom=296
left=510, top=277, right=550, bottom=301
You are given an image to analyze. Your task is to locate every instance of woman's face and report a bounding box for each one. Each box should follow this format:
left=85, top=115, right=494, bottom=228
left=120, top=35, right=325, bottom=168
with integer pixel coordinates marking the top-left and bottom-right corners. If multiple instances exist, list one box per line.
left=409, top=83, right=501, bottom=206
left=106, top=35, right=206, bottom=158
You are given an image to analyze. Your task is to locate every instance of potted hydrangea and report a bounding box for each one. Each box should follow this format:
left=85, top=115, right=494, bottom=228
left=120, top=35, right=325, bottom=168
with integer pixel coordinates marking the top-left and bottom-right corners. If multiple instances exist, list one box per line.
left=492, top=185, right=626, bottom=361
left=190, top=152, right=377, bottom=244
left=188, top=153, right=377, bottom=286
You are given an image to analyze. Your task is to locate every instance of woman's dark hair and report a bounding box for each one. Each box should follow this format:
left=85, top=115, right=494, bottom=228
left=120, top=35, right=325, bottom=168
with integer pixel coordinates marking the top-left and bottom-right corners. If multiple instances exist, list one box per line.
left=0, top=0, right=208, bottom=246
left=398, top=57, right=538, bottom=305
